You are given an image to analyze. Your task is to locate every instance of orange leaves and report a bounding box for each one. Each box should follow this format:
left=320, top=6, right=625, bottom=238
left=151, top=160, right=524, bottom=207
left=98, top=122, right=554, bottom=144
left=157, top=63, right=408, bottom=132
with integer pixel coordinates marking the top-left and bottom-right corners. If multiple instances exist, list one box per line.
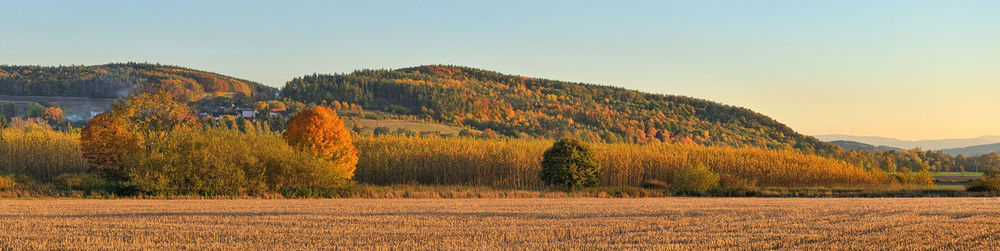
left=80, top=113, right=141, bottom=179
left=283, top=106, right=358, bottom=180
left=198, top=75, right=229, bottom=93
left=41, top=107, right=64, bottom=123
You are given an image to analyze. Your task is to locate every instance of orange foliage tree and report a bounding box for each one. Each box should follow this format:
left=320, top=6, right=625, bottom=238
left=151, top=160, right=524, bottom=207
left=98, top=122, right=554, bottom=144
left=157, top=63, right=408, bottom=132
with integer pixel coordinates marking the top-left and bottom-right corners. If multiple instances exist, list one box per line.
left=283, top=106, right=358, bottom=180
left=80, top=113, right=142, bottom=180
left=41, top=107, right=65, bottom=124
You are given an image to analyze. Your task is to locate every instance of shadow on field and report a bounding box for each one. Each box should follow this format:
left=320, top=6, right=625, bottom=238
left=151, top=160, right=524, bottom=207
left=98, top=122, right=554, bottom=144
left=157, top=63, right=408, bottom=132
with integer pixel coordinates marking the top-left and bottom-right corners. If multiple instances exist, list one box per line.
left=353, top=211, right=688, bottom=219
left=1, top=211, right=316, bottom=219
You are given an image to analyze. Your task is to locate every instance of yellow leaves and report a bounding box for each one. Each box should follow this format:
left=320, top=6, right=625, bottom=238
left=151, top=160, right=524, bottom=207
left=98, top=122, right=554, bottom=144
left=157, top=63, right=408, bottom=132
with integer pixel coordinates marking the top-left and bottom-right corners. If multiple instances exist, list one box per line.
left=267, top=100, right=286, bottom=111
left=254, top=101, right=269, bottom=112
left=1, top=121, right=87, bottom=180
left=354, top=136, right=890, bottom=188
left=111, top=91, right=198, bottom=136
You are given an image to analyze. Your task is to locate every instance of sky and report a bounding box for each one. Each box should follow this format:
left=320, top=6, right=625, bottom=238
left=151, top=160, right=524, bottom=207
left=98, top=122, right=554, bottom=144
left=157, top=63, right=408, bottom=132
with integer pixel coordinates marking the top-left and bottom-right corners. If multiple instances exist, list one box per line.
left=1, top=0, right=998, bottom=140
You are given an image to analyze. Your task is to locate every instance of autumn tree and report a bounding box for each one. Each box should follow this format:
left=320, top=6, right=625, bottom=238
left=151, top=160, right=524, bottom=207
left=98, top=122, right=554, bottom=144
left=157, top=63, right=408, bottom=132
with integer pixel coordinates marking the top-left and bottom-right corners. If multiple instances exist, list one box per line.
left=267, top=100, right=286, bottom=111
left=539, top=138, right=602, bottom=189
left=254, top=101, right=269, bottom=112
left=80, top=113, right=142, bottom=180
left=285, top=101, right=306, bottom=114
left=41, top=107, right=65, bottom=125
left=283, top=106, right=358, bottom=180
left=110, top=91, right=197, bottom=141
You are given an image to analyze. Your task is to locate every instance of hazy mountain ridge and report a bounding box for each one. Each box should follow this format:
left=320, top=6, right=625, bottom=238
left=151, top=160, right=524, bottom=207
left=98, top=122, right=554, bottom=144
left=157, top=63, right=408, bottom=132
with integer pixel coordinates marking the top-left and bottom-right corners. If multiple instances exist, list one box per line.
left=829, top=140, right=903, bottom=152
left=816, top=134, right=1000, bottom=150
left=938, top=143, right=1000, bottom=156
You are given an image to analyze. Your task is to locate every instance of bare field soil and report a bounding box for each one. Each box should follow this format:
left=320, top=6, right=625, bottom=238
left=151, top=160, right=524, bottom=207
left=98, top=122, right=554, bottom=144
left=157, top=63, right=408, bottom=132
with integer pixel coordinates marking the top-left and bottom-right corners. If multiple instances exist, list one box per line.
left=1, top=198, right=999, bottom=250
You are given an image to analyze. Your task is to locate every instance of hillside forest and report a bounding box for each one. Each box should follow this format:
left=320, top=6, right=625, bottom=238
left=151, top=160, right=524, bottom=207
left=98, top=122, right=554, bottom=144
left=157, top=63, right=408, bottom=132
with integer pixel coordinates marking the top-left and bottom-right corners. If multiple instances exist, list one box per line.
left=1, top=63, right=998, bottom=197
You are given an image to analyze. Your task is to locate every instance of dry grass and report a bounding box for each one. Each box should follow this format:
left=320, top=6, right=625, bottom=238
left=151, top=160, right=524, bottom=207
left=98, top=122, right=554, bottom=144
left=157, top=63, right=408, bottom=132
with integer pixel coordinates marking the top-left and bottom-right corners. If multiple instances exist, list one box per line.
left=1, top=198, right=999, bottom=249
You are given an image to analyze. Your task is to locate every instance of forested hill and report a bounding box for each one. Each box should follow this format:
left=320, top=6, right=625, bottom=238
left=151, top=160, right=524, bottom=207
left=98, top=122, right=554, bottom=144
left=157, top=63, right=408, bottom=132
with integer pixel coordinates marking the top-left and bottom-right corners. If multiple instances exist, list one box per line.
left=281, top=65, right=838, bottom=153
left=0, top=63, right=276, bottom=100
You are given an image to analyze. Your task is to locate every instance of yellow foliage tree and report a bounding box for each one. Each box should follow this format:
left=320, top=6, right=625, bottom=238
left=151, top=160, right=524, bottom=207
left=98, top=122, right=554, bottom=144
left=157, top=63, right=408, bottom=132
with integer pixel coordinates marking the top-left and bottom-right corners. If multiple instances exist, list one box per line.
left=111, top=91, right=197, bottom=140
left=267, top=100, right=286, bottom=111
left=283, top=106, right=358, bottom=180
left=254, top=101, right=269, bottom=112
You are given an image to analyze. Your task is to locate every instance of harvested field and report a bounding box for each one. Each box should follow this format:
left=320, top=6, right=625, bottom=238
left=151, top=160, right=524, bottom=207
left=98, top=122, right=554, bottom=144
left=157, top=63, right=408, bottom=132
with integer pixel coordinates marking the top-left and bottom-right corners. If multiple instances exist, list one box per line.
left=1, top=198, right=999, bottom=249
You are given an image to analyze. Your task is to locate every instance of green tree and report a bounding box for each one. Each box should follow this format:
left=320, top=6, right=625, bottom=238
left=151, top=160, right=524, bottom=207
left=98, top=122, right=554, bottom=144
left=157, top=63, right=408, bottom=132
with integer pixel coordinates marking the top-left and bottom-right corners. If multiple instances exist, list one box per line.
left=23, top=103, right=45, bottom=118
left=373, top=127, right=391, bottom=136
left=672, top=163, right=720, bottom=194
left=0, top=102, right=16, bottom=118
left=539, top=138, right=602, bottom=189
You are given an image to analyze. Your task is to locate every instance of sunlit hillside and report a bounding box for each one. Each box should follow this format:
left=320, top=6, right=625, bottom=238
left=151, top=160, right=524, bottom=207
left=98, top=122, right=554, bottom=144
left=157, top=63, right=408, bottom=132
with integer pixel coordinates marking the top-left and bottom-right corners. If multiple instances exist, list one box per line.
left=0, top=63, right=276, bottom=100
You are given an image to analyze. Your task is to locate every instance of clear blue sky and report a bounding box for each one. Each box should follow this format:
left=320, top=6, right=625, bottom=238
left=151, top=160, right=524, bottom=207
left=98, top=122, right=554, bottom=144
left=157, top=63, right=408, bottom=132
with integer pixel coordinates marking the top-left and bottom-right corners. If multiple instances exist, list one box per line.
left=2, top=0, right=998, bottom=140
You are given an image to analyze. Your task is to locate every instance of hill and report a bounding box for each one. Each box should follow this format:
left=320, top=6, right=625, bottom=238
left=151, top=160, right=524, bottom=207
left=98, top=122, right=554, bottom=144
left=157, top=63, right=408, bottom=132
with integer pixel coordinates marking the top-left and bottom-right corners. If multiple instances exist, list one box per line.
left=0, top=63, right=277, bottom=100
left=281, top=65, right=837, bottom=153
left=829, top=140, right=903, bottom=152
left=816, top=134, right=1000, bottom=150
left=939, top=143, right=1000, bottom=156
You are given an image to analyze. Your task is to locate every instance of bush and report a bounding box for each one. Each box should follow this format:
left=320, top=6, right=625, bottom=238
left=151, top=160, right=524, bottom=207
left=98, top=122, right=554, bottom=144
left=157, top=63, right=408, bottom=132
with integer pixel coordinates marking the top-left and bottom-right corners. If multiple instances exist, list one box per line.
left=123, top=127, right=349, bottom=196
left=0, top=175, right=15, bottom=190
left=966, top=177, right=1000, bottom=193
left=53, top=173, right=105, bottom=190
left=714, top=175, right=757, bottom=196
left=967, top=169, right=1000, bottom=193
left=891, top=169, right=934, bottom=186
left=539, top=138, right=602, bottom=189
left=640, top=179, right=669, bottom=190
left=671, top=163, right=719, bottom=194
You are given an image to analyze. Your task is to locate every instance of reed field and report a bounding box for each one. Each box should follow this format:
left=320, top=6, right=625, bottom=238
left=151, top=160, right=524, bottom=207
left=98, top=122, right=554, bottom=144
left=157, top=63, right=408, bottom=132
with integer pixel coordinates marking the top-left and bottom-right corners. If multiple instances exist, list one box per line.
left=0, top=123, right=87, bottom=181
left=355, top=135, right=892, bottom=188
left=1, top=198, right=998, bottom=249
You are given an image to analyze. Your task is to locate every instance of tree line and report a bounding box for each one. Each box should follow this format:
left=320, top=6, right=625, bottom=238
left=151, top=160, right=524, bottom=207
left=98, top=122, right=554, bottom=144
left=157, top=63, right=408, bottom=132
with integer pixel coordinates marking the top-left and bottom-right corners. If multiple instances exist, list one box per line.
left=0, top=63, right=276, bottom=100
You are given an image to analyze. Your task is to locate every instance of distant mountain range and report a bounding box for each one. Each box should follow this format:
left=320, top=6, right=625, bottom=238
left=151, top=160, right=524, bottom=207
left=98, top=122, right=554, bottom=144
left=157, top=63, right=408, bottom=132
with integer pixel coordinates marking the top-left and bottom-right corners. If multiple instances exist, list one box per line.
left=819, top=135, right=1000, bottom=156
left=828, top=140, right=902, bottom=152
left=938, top=143, right=1000, bottom=157
left=815, top=134, right=1000, bottom=150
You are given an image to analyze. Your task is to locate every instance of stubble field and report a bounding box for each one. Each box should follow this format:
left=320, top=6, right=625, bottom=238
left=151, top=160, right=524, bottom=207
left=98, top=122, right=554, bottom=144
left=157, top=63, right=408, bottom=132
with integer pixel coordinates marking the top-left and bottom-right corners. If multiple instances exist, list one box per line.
left=1, top=198, right=999, bottom=250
